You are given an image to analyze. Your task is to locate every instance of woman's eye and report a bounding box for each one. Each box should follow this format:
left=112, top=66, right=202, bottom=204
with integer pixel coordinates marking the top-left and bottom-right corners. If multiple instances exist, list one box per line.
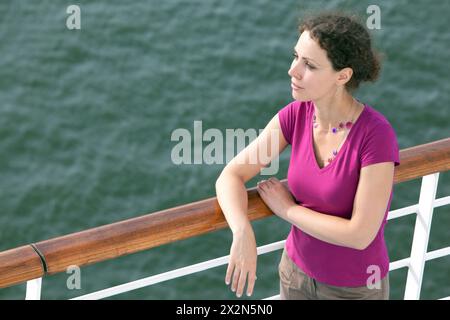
left=292, top=53, right=315, bottom=69
left=305, top=62, right=316, bottom=69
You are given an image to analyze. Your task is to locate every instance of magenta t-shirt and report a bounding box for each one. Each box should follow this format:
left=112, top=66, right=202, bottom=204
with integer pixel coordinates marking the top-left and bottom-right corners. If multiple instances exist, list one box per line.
left=278, top=100, right=400, bottom=287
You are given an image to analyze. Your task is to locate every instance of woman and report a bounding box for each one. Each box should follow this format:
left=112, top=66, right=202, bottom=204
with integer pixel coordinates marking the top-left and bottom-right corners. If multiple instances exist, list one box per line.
left=215, top=12, right=400, bottom=300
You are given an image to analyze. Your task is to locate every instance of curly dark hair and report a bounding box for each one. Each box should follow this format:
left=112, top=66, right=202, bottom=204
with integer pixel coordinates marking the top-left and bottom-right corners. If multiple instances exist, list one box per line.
left=298, top=11, right=382, bottom=91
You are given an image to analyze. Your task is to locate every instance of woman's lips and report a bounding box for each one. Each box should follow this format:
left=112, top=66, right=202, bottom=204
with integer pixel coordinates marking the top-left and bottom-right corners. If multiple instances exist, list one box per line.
left=291, top=82, right=304, bottom=90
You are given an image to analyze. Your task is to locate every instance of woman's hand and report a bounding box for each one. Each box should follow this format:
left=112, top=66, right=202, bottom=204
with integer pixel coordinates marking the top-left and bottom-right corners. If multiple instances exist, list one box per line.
left=225, top=225, right=257, bottom=298
left=256, top=177, right=296, bottom=221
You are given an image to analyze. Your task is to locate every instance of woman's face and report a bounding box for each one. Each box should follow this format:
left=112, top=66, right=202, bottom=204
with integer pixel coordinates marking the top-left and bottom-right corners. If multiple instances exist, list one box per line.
left=288, top=31, right=348, bottom=101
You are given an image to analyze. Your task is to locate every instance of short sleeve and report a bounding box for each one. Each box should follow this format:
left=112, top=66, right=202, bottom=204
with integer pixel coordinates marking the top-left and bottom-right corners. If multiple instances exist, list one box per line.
left=360, top=122, right=400, bottom=168
left=278, top=102, right=297, bottom=145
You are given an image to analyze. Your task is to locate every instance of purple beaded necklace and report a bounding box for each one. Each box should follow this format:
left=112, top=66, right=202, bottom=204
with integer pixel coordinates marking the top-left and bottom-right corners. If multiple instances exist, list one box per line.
left=312, top=99, right=357, bottom=166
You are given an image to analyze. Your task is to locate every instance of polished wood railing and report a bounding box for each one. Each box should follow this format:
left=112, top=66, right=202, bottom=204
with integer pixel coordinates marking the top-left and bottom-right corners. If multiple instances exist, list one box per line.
left=1, top=137, right=449, bottom=289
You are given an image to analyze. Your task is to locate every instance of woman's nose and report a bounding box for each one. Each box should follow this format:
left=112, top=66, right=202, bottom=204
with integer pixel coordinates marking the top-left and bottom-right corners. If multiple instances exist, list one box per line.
left=288, top=60, right=303, bottom=80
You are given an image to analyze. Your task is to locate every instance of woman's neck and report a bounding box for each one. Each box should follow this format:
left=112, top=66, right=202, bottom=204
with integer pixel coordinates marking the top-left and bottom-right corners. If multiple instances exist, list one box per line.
left=312, top=92, right=357, bottom=134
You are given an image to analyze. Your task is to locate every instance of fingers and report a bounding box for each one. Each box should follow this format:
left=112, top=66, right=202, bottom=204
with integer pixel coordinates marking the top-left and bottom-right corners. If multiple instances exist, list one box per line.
left=231, top=266, right=241, bottom=293
left=233, top=269, right=246, bottom=298
left=225, top=261, right=234, bottom=286
left=258, top=177, right=278, bottom=186
left=246, top=272, right=257, bottom=297
left=257, top=179, right=267, bottom=189
left=225, top=261, right=240, bottom=293
left=267, top=177, right=279, bottom=186
left=257, top=178, right=277, bottom=192
left=225, top=263, right=257, bottom=298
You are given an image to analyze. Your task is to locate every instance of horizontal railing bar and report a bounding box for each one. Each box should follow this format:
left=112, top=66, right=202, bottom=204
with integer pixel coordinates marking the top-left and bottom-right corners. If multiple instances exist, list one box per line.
left=72, top=241, right=450, bottom=300
left=388, top=196, right=450, bottom=220
left=1, top=138, right=449, bottom=289
left=388, top=246, right=450, bottom=272
left=395, top=138, right=450, bottom=183
left=0, top=246, right=45, bottom=288
left=389, top=257, right=410, bottom=271
left=434, top=196, right=450, bottom=208
left=425, top=246, right=450, bottom=261
left=387, top=204, right=417, bottom=220
left=71, top=240, right=286, bottom=300
left=386, top=195, right=449, bottom=221
left=263, top=294, right=280, bottom=300
left=267, top=294, right=450, bottom=300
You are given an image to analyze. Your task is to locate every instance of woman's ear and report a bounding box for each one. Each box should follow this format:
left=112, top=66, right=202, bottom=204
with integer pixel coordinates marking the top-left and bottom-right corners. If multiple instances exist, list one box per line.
left=336, top=67, right=353, bottom=86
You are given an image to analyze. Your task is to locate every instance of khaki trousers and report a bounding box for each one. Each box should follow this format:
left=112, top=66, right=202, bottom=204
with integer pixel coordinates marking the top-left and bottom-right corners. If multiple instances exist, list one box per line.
left=278, top=247, right=389, bottom=300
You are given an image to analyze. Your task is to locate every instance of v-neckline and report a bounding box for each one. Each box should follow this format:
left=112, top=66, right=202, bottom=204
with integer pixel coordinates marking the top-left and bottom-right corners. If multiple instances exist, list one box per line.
left=309, top=101, right=367, bottom=173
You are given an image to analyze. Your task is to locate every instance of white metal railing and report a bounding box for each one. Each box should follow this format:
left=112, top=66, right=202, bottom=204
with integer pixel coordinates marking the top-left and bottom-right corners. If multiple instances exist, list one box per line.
left=23, top=173, right=450, bottom=300
left=404, top=173, right=439, bottom=300
left=25, top=277, right=42, bottom=300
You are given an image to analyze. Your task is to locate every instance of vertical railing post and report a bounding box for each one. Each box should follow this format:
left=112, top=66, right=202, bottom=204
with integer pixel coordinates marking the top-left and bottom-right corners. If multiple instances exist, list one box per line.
left=404, top=173, right=439, bottom=300
left=25, top=278, right=42, bottom=300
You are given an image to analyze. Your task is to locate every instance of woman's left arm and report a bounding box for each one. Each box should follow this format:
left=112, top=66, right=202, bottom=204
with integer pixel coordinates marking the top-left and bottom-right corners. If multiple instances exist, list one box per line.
left=257, top=162, right=395, bottom=250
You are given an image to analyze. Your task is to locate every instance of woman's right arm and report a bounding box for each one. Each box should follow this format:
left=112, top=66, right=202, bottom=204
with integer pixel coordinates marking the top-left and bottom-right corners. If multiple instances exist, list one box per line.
left=215, top=113, right=289, bottom=298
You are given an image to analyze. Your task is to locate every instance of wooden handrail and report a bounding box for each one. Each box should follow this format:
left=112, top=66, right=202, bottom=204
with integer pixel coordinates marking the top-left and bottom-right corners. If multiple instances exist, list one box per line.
left=1, top=137, right=449, bottom=289
left=0, top=246, right=45, bottom=289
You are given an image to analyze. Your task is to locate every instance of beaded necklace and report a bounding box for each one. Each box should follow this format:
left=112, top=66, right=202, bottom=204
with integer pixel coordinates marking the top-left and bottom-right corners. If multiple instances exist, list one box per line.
left=312, top=98, right=357, bottom=166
